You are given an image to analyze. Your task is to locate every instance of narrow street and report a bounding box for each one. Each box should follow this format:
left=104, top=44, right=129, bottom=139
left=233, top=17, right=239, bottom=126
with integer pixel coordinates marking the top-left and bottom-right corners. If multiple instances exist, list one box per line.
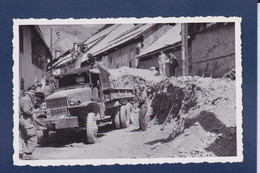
left=33, top=68, right=237, bottom=160
left=35, top=118, right=171, bottom=160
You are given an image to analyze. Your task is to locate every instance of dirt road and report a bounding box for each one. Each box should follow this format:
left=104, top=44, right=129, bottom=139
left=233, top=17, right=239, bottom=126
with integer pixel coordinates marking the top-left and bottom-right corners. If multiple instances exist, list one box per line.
left=34, top=118, right=171, bottom=160
left=34, top=113, right=234, bottom=160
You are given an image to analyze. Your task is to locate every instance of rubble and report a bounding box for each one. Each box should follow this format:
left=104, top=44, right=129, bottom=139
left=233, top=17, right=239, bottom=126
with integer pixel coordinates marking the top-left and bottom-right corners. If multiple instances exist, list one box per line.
left=109, top=66, right=237, bottom=157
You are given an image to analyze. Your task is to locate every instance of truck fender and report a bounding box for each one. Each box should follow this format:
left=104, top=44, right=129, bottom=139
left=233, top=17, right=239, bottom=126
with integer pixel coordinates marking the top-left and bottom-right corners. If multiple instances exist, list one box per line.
left=80, top=101, right=101, bottom=116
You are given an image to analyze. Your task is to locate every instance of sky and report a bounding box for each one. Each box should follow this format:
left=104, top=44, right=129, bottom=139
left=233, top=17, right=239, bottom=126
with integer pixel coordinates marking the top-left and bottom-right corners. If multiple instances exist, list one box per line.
left=39, top=24, right=104, bottom=56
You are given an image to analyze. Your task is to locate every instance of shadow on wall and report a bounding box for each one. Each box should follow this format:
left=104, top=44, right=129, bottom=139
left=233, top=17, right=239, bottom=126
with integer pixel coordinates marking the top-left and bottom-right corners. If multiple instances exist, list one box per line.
left=150, top=84, right=184, bottom=124
left=184, top=111, right=237, bottom=156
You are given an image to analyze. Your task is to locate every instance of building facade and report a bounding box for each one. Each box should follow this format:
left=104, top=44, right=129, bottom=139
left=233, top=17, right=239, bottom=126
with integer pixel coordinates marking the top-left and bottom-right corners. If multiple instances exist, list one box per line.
left=190, top=23, right=235, bottom=78
left=19, top=25, right=52, bottom=92
left=47, top=23, right=235, bottom=79
left=83, top=24, right=173, bottom=69
left=136, top=24, right=183, bottom=76
left=137, top=23, right=235, bottom=78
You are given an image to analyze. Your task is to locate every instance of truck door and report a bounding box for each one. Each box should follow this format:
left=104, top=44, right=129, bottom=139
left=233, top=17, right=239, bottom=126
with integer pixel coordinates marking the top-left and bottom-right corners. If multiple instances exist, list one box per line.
left=97, top=64, right=110, bottom=90
left=89, top=71, right=101, bottom=101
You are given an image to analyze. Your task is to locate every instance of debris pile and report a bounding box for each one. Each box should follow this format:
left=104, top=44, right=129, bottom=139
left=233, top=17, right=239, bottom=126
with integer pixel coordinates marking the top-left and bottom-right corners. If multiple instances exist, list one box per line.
left=109, top=67, right=237, bottom=157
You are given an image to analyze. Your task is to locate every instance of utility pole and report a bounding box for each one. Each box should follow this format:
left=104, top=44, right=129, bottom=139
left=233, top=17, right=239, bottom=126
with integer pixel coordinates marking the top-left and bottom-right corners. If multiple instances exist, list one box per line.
left=75, top=31, right=78, bottom=44
left=181, top=23, right=188, bottom=76
left=50, top=28, right=53, bottom=74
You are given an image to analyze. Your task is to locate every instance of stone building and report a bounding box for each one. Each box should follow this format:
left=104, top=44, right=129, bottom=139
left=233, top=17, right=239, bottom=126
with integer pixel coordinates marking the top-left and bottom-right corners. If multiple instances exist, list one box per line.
left=136, top=23, right=235, bottom=78
left=189, top=23, right=235, bottom=78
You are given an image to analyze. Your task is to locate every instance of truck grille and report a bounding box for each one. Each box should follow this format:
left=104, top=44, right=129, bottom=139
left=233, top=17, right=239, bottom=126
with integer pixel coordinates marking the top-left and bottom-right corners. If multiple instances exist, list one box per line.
left=46, top=97, right=68, bottom=116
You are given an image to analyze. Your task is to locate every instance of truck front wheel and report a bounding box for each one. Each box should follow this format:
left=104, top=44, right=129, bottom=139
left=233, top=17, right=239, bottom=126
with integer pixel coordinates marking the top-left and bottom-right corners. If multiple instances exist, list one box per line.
left=86, top=112, right=98, bottom=144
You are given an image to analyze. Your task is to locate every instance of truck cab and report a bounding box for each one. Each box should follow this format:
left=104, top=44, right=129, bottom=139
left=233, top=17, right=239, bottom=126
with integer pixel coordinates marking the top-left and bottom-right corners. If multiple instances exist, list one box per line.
left=38, top=64, right=134, bottom=144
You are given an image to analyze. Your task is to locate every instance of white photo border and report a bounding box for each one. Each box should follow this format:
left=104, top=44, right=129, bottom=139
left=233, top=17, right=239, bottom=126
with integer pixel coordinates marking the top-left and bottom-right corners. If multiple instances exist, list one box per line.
left=13, top=17, right=243, bottom=166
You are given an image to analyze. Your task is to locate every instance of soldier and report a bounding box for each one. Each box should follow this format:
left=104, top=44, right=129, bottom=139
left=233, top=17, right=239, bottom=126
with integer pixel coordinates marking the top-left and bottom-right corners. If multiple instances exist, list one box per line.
left=167, top=53, right=179, bottom=77
left=87, top=53, right=96, bottom=68
left=19, top=86, right=38, bottom=160
left=137, top=85, right=148, bottom=131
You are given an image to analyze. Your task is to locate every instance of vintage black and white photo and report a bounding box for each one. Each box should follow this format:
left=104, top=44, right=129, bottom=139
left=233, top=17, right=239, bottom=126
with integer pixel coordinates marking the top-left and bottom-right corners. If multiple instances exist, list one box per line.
left=13, top=17, right=242, bottom=166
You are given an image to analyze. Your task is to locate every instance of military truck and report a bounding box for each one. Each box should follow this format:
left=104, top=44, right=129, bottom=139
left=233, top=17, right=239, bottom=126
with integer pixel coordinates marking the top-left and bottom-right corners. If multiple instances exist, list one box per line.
left=38, top=64, right=134, bottom=144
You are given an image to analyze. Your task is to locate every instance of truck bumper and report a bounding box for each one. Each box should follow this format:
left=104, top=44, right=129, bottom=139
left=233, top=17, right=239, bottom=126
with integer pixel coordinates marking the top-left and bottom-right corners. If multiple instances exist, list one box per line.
left=39, top=117, right=79, bottom=129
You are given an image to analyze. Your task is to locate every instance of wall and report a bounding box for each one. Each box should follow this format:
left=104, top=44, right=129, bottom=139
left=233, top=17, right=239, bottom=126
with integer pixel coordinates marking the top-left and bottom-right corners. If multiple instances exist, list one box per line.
left=102, top=43, right=137, bottom=69
left=19, top=26, right=46, bottom=91
left=191, top=24, right=235, bottom=78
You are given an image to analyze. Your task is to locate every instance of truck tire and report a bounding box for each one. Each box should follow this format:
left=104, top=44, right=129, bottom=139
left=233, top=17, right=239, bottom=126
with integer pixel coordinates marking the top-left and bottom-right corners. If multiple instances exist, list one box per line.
left=126, top=103, right=134, bottom=124
left=86, top=112, right=98, bottom=144
left=120, top=105, right=130, bottom=128
left=113, top=107, right=121, bottom=129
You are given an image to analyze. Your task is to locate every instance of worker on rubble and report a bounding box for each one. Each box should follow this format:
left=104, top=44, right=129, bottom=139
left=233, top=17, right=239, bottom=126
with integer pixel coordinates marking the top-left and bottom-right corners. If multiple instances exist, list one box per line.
left=137, top=85, right=148, bottom=131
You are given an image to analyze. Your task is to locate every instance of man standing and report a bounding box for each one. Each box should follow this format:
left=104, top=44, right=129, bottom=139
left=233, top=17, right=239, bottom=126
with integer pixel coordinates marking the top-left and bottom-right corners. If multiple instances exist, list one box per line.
left=168, top=53, right=179, bottom=77
left=19, top=86, right=38, bottom=160
left=158, top=51, right=167, bottom=75
left=137, top=85, right=148, bottom=131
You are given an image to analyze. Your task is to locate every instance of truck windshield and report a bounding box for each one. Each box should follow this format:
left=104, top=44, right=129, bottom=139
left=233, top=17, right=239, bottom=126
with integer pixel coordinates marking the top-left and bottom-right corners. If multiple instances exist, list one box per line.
left=57, top=72, right=90, bottom=88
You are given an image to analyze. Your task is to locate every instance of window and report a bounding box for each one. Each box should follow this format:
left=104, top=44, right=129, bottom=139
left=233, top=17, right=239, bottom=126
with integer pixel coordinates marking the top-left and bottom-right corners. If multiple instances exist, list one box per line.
left=129, top=61, right=132, bottom=68
left=20, top=78, right=24, bottom=90
left=31, top=28, right=46, bottom=70
left=19, top=27, right=23, bottom=53
left=109, top=56, right=112, bottom=64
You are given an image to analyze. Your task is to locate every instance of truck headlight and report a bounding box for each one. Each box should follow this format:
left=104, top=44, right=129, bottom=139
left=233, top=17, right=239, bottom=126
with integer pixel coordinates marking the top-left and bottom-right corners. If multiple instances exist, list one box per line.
left=40, top=102, right=47, bottom=110
left=68, top=97, right=80, bottom=106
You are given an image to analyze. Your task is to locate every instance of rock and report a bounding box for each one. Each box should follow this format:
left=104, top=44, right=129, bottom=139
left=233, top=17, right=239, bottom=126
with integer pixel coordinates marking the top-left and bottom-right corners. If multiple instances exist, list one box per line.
left=184, top=132, right=189, bottom=136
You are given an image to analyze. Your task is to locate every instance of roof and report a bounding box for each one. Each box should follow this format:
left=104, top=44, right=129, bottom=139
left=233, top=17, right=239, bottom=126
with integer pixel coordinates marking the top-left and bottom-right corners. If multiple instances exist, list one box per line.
left=82, top=25, right=119, bottom=48
left=53, top=53, right=73, bottom=68
left=46, top=25, right=118, bottom=69
left=46, top=49, right=73, bottom=70
left=48, top=24, right=156, bottom=69
left=136, top=24, right=181, bottom=58
left=93, top=24, right=154, bottom=56
left=81, top=24, right=155, bottom=63
left=85, top=24, right=135, bottom=55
